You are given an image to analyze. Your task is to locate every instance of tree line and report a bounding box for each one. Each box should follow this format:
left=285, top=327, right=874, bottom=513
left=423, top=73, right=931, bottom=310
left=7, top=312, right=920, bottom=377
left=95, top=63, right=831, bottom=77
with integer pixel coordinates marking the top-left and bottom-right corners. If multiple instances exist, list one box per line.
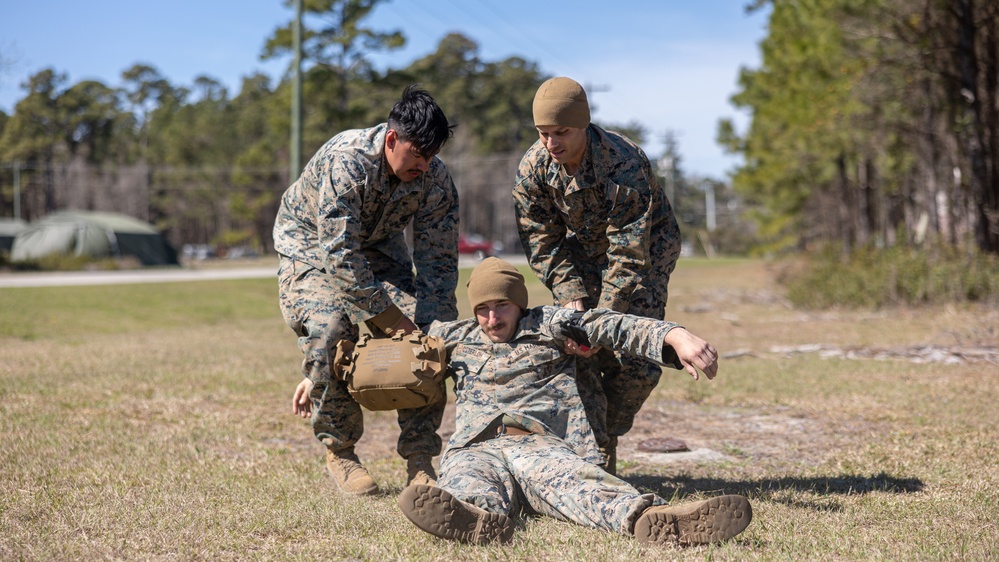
left=721, top=0, right=999, bottom=255
left=2, top=0, right=711, bottom=256
left=0, top=0, right=558, bottom=254
left=4, top=0, right=993, bottom=261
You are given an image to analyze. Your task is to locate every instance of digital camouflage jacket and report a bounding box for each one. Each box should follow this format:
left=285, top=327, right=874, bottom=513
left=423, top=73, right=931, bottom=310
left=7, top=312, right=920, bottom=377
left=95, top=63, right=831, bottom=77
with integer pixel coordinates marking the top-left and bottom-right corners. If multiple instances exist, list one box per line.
left=513, top=124, right=682, bottom=311
left=273, top=124, right=459, bottom=325
left=426, top=306, right=683, bottom=464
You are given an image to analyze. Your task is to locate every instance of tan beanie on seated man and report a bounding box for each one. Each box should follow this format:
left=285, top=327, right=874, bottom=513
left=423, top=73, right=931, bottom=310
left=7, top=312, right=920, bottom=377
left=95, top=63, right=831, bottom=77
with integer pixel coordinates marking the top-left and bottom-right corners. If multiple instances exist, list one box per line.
left=532, top=76, right=591, bottom=129
left=466, top=257, right=529, bottom=312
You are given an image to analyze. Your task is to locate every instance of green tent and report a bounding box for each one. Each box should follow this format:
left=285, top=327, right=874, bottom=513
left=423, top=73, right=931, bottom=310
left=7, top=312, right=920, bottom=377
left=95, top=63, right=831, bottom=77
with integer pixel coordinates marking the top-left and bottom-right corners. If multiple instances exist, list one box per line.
left=0, top=218, right=28, bottom=253
left=11, top=210, right=179, bottom=266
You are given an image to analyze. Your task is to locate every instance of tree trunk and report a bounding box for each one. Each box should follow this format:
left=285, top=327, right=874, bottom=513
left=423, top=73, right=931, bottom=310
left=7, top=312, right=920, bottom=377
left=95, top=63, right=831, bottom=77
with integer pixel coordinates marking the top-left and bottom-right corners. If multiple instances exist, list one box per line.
left=979, top=2, right=999, bottom=251
left=837, top=153, right=854, bottom=254
left=954, top=0, right=996, bottom=252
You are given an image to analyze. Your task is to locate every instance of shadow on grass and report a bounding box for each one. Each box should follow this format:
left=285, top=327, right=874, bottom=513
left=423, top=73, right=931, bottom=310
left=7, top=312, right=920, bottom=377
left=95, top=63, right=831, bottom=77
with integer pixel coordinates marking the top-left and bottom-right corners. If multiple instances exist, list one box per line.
left=626, top=471, right=924, bottom=512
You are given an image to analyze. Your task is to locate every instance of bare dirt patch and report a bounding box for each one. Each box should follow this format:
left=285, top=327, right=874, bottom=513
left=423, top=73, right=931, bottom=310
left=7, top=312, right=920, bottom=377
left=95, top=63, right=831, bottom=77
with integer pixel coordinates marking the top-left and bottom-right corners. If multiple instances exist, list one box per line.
left=325, top=397, right=863, bottom=475
left=276, top=260, right=997, bottom=476
left=617, top=400, right=870, bottom=471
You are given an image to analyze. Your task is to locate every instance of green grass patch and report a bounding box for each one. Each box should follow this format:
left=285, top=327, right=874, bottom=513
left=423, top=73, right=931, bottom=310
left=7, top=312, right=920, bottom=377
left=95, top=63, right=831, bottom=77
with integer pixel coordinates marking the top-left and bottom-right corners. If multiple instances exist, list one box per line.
left=783, top=243, right=999, bottom=308
left=0, top=278, right=280, bottom=340
left=2, top=259, right=997, bottom=560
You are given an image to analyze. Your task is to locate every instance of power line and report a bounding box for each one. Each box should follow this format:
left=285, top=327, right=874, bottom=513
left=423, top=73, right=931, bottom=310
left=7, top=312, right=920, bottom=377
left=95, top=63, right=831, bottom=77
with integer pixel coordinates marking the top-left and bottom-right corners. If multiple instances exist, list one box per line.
left=467, top=0, right=582, bottom=76
left=383, top=0, right=459, bottom=47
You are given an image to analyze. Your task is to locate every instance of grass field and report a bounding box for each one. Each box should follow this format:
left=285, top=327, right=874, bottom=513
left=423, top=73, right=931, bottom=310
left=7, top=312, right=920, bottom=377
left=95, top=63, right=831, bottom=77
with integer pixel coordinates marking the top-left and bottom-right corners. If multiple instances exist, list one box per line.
left=1, top=258, right=997, bottom=561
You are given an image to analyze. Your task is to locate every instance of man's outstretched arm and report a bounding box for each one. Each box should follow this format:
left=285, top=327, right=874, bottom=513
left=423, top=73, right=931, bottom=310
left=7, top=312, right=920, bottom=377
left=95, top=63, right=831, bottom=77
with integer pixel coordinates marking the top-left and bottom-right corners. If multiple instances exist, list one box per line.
left=554, top=307, right=719, bottom=380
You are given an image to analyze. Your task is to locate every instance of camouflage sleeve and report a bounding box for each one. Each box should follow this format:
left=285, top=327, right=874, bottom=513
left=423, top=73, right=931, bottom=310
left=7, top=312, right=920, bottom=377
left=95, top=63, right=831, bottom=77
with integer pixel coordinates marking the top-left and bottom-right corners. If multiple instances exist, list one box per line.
left=317, top=152, right=394, bottom=324
left=512, top=156, right=589, bottom=304
left=424, top=318, right=481, bottom=381
left=424, top=318, right=478, bottom=349
left=542, top=306, right=684, bottom=370
left=598, top=173, right=657, bottom=312
left=536, top=306, right=581, bottom=346
left=412, top=161, right=460, bottom=324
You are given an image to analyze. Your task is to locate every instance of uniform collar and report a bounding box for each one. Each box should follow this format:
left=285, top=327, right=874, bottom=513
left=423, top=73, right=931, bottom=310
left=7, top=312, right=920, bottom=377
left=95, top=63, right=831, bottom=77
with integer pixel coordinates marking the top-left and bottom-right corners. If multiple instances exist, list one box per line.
left=543, top=126, right=595, bottom=195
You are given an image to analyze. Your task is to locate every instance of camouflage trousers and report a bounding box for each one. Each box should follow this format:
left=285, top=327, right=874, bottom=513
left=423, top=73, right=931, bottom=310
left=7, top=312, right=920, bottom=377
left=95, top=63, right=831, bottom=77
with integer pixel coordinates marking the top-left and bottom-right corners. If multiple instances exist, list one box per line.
left=277, top=255, right=444, bottom=459
left=573, top=284, right=666, bottom=450
left=558, top=242, right=669, bottom=451
left=438, top=433, right=663, bottom=534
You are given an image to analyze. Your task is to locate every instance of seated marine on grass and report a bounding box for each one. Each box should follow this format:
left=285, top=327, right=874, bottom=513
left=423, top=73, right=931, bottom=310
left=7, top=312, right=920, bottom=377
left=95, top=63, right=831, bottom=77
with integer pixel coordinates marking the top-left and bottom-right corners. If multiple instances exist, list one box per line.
left=398, top=257, right=753, bottom=547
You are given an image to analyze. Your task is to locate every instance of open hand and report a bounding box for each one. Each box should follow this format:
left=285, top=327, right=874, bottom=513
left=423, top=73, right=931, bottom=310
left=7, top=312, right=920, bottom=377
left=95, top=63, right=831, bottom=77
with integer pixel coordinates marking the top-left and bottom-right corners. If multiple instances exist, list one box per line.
left=664, top=328, right=719, bottom=380
left=292, top=378, right=314, bottom=418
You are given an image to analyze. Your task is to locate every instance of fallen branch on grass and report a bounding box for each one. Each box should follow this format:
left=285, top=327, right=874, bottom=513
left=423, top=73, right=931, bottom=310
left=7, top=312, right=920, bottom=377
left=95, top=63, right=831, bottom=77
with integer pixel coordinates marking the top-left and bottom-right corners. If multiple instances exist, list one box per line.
left=767, top=344, right=998, bottom=365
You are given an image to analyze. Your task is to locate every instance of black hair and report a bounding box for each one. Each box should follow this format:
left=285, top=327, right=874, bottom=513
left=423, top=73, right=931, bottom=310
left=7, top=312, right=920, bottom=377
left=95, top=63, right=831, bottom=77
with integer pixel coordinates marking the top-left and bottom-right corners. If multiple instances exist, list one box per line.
left=387, top=84, right=454, bottom=156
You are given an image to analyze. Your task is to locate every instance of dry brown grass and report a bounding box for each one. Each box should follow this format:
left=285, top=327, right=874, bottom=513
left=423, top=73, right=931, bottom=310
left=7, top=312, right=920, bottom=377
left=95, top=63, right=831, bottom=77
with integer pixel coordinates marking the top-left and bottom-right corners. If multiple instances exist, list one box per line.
left=1, top=258, right=997, bottom=561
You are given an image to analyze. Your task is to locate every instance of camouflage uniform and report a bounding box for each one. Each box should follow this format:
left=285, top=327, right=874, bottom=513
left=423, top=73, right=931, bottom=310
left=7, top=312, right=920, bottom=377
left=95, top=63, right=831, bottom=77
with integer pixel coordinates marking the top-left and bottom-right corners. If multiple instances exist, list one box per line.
left=274, top=123, right=459, bottom=459
left=425, top=306, right=683, bottom=532
left=513, top=124, right=682, bottom=449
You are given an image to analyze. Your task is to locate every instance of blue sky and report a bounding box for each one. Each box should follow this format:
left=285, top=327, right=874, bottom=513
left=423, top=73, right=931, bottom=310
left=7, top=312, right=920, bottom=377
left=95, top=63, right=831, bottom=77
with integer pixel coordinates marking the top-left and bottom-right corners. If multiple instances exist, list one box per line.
left=0, top=1, right=769, bottom=179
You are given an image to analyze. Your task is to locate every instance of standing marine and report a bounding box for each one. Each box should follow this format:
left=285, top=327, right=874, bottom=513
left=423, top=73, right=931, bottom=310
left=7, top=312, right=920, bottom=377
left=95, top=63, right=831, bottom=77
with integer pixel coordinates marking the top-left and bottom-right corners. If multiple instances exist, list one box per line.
left=512, top=76, right=683, bottom=473
left=275, top=84, right=458, bottom=495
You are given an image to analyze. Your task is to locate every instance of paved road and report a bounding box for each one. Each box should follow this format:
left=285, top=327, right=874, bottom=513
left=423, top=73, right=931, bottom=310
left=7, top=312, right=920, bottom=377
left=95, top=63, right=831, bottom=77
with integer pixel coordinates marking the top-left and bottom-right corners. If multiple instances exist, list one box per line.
left=0, top=266, right=278, bottom=288
left=0, top=255, right=525, bottom=288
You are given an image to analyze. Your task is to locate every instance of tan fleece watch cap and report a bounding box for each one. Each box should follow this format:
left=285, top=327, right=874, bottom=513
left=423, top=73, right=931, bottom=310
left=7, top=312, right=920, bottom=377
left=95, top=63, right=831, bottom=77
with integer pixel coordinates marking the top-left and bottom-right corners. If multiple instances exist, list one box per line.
left=532, top=76, right=590, bottom=129
left=466, top=257, right=529, bottom=311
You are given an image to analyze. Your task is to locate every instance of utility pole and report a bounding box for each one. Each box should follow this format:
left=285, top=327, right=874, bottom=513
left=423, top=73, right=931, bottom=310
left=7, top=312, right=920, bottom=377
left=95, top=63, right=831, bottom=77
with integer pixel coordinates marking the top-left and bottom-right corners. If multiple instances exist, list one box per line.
left=583, top=82, right=610, bottom=114
left=13, top=162, right=20, bottom=220
left=657, top=155, right=676, bottom=209
left=289, top=0, right=303, bottom=184
left=657, top=130, right=682, bottom=208
left=705, top=182, right=716, bottom=232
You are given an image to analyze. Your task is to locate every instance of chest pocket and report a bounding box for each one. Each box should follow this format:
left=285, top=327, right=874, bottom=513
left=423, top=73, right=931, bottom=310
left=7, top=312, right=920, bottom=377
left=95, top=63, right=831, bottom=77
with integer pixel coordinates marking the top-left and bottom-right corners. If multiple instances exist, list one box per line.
left=518, top=344, right=562, bottom=368
left=380, top=191, right=421, bottom=234
left=493, top=343, right=564, bottom=388
left=360, top=184, right=421, bottom=240
left=450, top=345, right=491, bottom=391
left=563, top=183, right=615, bottom=232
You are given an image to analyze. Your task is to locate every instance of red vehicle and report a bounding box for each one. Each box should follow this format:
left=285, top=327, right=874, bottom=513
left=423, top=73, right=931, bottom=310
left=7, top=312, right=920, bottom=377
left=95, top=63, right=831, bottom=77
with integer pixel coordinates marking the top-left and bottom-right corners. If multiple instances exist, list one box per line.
left=458, top=234, right=495, bottom=261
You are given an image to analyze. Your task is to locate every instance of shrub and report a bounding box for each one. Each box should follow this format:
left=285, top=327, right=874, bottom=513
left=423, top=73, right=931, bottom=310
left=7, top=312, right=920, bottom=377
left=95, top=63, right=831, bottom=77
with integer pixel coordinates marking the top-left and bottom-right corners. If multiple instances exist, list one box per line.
left=784, top=243, right=999, bottom=309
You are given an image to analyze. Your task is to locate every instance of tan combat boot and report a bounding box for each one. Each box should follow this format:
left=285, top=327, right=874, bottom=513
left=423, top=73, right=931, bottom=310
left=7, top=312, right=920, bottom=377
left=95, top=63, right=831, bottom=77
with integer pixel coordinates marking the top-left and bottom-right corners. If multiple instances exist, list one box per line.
left=325, top=447, right=379, bottom=496
left=398, top=484, right=515, bottom=545
left=634, top=495, right=752, bottom=546
left=406, top=453, right=438, bottom=487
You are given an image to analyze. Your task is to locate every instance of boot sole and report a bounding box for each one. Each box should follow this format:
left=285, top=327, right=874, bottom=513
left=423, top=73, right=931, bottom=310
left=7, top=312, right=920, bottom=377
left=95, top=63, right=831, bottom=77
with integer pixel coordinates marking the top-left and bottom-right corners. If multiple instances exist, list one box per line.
left=398, top=484, right=515, bottom=544
left=635, top=494, right=752, bottom=546
left=325, top=461, right=379, bottom=496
